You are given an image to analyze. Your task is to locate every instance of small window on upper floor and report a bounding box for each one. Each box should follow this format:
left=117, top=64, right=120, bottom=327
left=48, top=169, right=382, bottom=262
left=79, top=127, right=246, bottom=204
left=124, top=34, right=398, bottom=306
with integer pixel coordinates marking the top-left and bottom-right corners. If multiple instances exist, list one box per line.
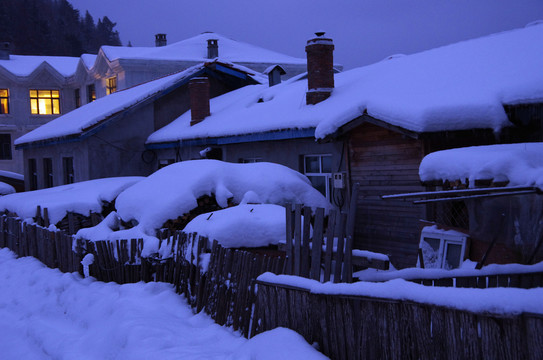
left=30, top=90, right=60, bottom=115
left=0, top=134, right=11, bottom=160
left=106, top=77, right=117, bottom=95
left=74, top=88, right=81, bottom=108
left=87, top=84, right=96, bottom=103
left=0, top=89, right=9, bottom=114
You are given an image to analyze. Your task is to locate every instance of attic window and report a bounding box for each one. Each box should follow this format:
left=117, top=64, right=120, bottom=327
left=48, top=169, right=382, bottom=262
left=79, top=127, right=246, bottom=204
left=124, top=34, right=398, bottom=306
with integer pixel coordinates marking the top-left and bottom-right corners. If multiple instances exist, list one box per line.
left=0, top=89, right=9, bottom=114
left=29, top=90, right=60, bottom=115
left=106, top=77, right=117, bottom=95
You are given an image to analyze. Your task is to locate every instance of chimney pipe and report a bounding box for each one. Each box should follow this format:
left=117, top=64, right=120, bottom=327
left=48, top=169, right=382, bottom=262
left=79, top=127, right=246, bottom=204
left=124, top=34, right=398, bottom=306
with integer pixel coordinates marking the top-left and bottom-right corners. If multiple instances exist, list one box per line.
left=305, top=32, right=334, bottom=105
left=155, top=34, right=167, bottom=47
left=189, top=77, right=210, bottom=126
left=207, top=39, right=219, bottom=59
left=0, top=42, right=10, bottom=60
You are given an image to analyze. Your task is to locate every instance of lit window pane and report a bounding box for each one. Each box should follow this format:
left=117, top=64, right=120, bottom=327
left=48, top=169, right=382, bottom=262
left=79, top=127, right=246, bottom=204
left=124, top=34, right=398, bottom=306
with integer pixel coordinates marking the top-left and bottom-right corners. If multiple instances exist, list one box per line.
left=0, top=99, right=7, bottom=114
left=39, top=99, right=49, bottom=114
left=305, top=156, right=320, bottom=173
left=321, top=155, right=332, bottom=173
left=30, top=99, right=38, bottom=114
left=0, top=89, right=7, bottom=97
left=52, top=99, right=60, bottom=114
left=38, top=90, right=51, bottom=98
left=29, top=90, right=37, bottom=97
left=51, top=90, right=59, bottom=98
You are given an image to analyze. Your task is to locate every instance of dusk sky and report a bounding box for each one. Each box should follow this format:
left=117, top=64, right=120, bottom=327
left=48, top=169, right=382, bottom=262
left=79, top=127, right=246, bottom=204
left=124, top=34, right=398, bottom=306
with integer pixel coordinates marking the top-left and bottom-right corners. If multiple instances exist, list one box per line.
left=68, top=1, right=543, bottom=69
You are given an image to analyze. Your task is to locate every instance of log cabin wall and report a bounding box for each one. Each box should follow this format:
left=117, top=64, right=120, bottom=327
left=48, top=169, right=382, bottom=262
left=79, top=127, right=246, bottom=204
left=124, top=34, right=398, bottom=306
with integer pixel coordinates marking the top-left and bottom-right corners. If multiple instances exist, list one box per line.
left=347, top=123, right=426, bottom=269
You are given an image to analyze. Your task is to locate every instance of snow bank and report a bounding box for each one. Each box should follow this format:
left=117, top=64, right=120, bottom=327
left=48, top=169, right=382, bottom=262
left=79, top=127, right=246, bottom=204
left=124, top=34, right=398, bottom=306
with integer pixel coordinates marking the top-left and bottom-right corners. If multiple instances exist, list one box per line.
left=0, top=248, right=328, bottom=359
left=229, top=327, right=328, bottom=360
left=0, top=177, right=142, bottom=224
left=258, top=273, right=543, bottom=316
left=115, top=160, right=330, bottom=236
left=0, top=170, right=23, bottom=180
left=183, top=204, right=286, bottom=248
left=0, top=182, right=15, bottom=196
left=419, top=142, right=543, bottom=188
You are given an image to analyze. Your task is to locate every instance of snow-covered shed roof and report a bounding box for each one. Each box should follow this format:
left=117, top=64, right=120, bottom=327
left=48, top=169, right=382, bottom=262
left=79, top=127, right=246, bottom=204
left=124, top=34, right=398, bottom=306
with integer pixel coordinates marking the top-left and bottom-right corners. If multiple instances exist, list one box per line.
left=100, top=32, right=306, bottom=65
left=419, top=142, right=543, bottom=189
left=147, top=23, right=543, bottom=145
left=15, top=61, right=262, bottom=148
left=0, top=55, right=80, bottom=78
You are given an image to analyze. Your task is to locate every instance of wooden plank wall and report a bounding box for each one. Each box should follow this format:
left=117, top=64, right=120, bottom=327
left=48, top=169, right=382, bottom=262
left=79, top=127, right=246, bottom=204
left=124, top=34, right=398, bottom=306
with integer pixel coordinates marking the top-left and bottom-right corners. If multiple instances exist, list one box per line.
left=255, top=280, right=543, bottom=360
left=348, top=123, right=426, bottom=268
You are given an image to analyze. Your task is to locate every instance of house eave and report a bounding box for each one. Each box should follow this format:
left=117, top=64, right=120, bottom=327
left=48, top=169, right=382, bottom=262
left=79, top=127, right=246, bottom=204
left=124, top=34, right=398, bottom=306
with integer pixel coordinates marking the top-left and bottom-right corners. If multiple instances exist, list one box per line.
left=145, top=128, right=316, bottom=149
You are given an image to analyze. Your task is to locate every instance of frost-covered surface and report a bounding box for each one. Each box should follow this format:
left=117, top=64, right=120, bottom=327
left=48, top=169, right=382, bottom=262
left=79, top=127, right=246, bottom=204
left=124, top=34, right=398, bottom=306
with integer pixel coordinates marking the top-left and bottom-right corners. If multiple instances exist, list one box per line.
left=355, top=260, right=543, bottom=282
left=0, top=249, right=326, bottom=359
left=258, top=272, right=543, bottom=315
left=149, top=24, right=543, bottom=144
left=352, top=249, right=390, bottom=262
left=101, top=32, right=306, bottom=65
left=419, top=142, right=543, bottom=188
left=0, top=182, right=15, bottom=196
left=0, top=170, right=24, bottom=180
left=183, top=204, right=286, bottom=248
left=81, top=161, right=330, bottom=251
left=0, top=54, right=80, bottom=77
left=0, top=177, right=142, bottom=224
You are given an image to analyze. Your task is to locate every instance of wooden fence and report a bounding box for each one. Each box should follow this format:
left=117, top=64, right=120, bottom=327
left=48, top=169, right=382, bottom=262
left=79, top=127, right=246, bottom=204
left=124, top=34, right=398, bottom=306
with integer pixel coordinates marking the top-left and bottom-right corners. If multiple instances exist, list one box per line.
left=0, top=216, right=285, bottom=338
left=254, top=279, right=543, bottom=360
left=409, top=272, right=543, bottom=289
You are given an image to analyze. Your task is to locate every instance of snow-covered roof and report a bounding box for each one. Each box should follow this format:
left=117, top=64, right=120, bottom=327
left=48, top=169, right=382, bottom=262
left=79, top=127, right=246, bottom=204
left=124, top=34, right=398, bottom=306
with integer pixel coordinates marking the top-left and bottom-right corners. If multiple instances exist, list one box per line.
left=80, top=54, right=98, bottom=69
left=0, top=177, right=142, bottom=224
left=15, top=61, right=260, bottom=147
left=148, top=24, right=543, bottom=144
left=101, top=32, right=306, bottom=65
left=419, top=142, right=543, bottom=189
left=0, top=55, right=80, bottom=77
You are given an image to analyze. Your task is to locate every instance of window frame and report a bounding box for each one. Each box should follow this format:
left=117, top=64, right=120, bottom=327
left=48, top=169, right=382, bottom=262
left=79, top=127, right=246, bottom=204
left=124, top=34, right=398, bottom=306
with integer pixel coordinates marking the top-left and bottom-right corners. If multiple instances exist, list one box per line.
left=63, top=157, right=74, bottom=185
left=28, top=158, right=38, bottom=190
left=87, top=84, right=96, bottom=103
left=29, top=89, right=61, bottom=115
left=106, top=77, right=117, bottom=95
left=418, top=226, right=468, bottom=270
left=303, top=154, right=332, bottom=199
left=0, top=89, right=9, bottom=114
left=43, top=158, right=53, bottom=188
left=74, top=88, right=81, bottom=108
left=0, top=133, right=11, bottom=160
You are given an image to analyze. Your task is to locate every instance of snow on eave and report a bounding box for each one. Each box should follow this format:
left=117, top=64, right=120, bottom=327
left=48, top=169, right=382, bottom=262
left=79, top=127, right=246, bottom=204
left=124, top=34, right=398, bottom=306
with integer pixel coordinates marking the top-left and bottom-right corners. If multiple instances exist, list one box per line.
left=0, top=55, right=79, bottom=78
left=419, top=143, right=543, bottom=189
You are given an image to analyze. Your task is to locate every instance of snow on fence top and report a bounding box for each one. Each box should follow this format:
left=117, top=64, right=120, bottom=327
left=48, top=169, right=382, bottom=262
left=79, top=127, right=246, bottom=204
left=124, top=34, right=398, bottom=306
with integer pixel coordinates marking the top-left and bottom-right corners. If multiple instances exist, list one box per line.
left=149, top=24, right=543, bottom=144
left=258, top=273, right=543, bottom=316
left=0, top=55, right=80, bottom=77
left=101, top=32, right=306, bottom=65
left=0, top=177, right=143, bottom=224
left=419, top=142, right=543, bottom=188
left=114, top=160, right=331, bottom=238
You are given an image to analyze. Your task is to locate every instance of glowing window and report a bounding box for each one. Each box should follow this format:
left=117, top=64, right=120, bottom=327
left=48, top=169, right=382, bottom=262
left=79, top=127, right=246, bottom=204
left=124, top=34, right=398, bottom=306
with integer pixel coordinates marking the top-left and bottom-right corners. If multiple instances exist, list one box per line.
left=106, top=77, right=117, bottom=95
left=29, top=90, right=60, bottom=115
left=0, top=89, right=8, bottom=114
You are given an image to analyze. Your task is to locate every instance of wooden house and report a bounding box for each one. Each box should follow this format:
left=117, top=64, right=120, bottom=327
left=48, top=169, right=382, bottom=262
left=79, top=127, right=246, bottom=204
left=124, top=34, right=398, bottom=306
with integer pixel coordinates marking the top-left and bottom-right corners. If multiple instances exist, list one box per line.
left=146, top=25, right=543, bottom=269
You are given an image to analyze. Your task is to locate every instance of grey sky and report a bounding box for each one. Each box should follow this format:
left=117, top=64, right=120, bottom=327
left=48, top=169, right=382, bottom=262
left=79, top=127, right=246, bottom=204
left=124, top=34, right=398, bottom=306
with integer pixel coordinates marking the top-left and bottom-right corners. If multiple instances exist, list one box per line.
left=68, top=0, right=543, bottom=69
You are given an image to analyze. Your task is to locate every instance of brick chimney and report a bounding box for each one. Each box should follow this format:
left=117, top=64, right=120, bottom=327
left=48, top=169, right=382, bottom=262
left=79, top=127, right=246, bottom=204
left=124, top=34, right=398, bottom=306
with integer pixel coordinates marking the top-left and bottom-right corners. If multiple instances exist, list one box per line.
left=0, top=42, right=10, bottom=60
left=155, top=33, right=167, bottom=47
left=207, top=39, right=219, bottom=59
left=305, top=32, right=334, bottom=105
left=189, top=77, right=210, bottom=126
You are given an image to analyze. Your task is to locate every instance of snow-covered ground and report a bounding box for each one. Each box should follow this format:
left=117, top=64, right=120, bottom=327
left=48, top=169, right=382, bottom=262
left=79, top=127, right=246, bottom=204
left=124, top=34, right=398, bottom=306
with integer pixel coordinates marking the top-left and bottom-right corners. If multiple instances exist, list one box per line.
left=0, top=248, right=326, bottom=359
